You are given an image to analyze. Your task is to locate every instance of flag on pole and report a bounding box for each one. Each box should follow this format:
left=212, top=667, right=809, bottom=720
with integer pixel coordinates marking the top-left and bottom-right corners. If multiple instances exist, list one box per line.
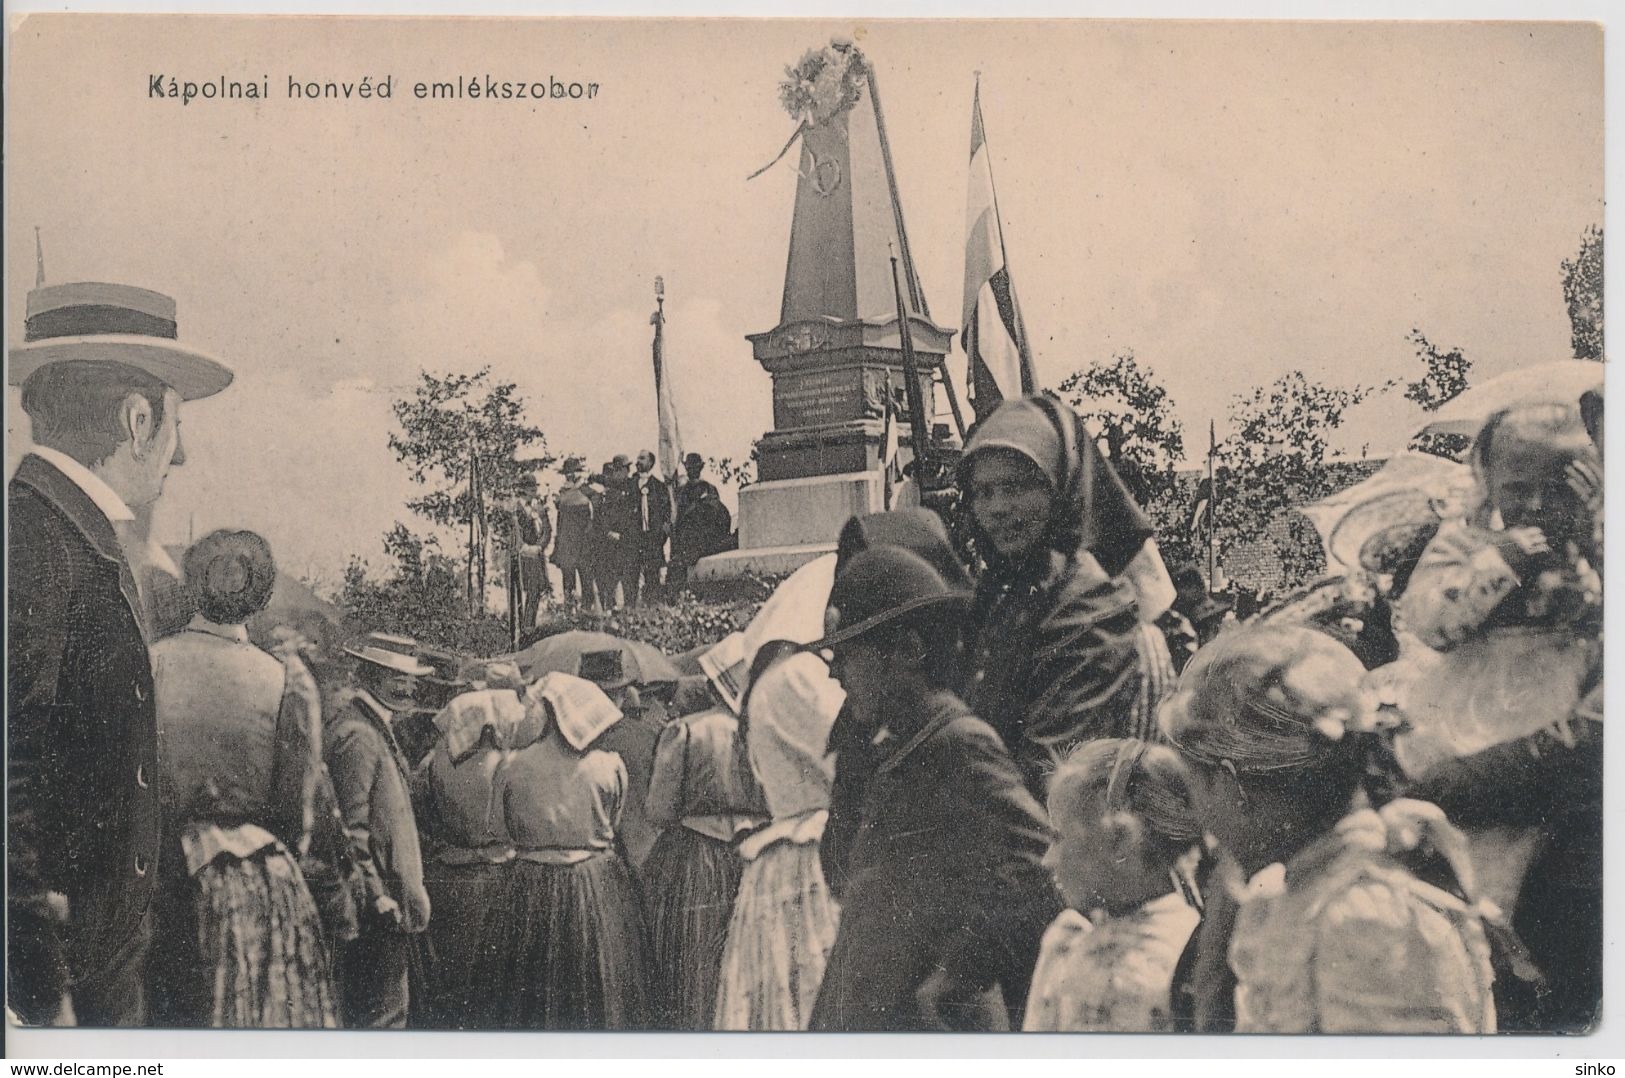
left=651, top=277, right=683, bottom=514
left=880, top=376, right=901, bottom=508
left=961, top=78, right=1036, bottom=423
left=35, top=227, right=46, bottom=287
left=1205, top=420, right=1220, bottom=585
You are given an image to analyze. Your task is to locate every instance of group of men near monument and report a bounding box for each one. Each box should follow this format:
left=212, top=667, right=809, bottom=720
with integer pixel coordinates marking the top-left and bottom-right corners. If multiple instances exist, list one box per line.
left=505, top=449, right=735, bottom=627
left=6, top=279, right=1605, bottom=1038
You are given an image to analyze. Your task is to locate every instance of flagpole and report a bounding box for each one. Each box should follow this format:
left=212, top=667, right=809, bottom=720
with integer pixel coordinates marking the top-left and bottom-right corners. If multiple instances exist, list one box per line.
left=889, top=247, right=932, bottom=473
left=1206, top=419, right=1218, bottom=590
left=937, top=366, right=970, bottom=441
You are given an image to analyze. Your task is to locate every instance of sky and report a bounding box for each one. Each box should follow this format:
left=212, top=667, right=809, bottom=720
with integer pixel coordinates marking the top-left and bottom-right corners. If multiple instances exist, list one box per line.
left=4, top=16, right=1604, bottom=588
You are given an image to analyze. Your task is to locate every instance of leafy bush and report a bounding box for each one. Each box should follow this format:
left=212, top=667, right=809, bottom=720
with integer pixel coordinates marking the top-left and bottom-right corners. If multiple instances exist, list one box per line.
left=523, top=589, right=765, bottom=655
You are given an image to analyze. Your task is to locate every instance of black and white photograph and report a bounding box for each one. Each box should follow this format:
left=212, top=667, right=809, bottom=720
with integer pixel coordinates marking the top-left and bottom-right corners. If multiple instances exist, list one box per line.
left=2, top=8, right=1612, bottom=1059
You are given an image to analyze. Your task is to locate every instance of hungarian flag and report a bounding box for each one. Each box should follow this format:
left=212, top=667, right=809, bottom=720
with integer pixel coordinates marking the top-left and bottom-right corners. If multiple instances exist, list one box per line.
left=651, top=287, right=683, bottom=513
left=961, top=81, right=1036, bottom=422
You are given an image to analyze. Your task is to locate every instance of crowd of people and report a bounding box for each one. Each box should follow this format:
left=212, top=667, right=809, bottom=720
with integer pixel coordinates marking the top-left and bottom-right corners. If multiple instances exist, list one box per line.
left=7, top=279, right=1604, bottom=1036
left=508, top=449, right=736, bottom=624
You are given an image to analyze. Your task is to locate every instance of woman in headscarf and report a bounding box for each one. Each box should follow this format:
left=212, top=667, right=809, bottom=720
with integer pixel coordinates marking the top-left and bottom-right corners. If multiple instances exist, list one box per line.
left=493, top=672, right=650, bottom=1030
left=149, top=530, right=339, bottom=1028
left=957, top=394, right=1158, bottom=797
left=1160, top=623, right=1497, bottom=1034
left=713, top=643, right=844, bottom=1031
left=641, top=701, right=768, bottom=1030
left=415, top=688, right=528, bottom=1029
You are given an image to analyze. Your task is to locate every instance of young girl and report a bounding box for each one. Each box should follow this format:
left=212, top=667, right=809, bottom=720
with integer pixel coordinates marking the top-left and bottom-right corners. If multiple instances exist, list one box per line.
left=1396, top=403, right=1603, bottom=920
left=1398, top=402, right=1601, bottom=773
left=1161, top=624, right=1497, bottom=1034
left=1024, top=739, right=1204, bottom=1033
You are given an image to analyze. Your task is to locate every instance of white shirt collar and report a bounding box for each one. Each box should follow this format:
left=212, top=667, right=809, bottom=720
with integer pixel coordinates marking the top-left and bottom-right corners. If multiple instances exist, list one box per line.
left=29, top=446, right=137, bottom=525
left=186, top=614, right=250, bottom=644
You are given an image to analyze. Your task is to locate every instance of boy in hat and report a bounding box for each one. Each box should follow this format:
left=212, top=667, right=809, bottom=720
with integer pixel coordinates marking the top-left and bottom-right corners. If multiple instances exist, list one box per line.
left=806, top=547, right=1060, bottom=1032
left=325, top=643, right=435, bottom=1028
left=9, top=281, right=233, bottom=1026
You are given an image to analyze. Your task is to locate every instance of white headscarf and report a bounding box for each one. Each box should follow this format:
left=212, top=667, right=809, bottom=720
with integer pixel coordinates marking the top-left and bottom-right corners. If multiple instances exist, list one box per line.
left=744, top=651, right=845, bottom=820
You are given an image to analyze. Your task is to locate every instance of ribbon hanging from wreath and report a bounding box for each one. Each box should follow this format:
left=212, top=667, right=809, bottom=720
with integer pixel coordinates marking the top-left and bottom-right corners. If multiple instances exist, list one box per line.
left=747, top=39, right=869, bottom=184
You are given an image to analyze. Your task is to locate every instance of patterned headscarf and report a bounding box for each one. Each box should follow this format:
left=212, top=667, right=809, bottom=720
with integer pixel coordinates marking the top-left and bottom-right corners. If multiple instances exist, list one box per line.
left=434, top=688, right=537, bottom=762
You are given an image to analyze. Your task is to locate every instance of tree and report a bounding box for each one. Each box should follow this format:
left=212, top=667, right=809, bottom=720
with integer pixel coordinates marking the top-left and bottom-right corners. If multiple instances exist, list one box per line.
left=1057, top=350, right=1186, bottom=506
left=1056, top=350, right=1192, bottom=566
left=1562, top=224, right=1603, bottom=361
left=1404, top=328, right=1474, bottom=459
left=339, top=523, right=512, bottom=654
left=708, top=440, right=761, bottom=493
left=388, top=368, right=549, bottom=615
left=1215, top=372, right=1384, bottom=592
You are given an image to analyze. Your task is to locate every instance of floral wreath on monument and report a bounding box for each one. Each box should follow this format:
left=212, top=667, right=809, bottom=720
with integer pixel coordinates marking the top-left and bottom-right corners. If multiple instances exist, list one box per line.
left=748, top=37, right=869, bottom=192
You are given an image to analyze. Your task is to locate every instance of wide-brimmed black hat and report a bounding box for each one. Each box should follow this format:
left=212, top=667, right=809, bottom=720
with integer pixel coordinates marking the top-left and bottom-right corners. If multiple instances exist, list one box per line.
left=808, top=546, right=971, bottom=651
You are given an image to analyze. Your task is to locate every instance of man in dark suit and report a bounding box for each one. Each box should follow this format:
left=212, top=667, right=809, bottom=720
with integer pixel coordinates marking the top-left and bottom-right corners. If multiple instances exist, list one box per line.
left=593, top=455, right=640, bottom=610
left=503, top=477, right=553, bottom=635
left=631, top=449, right=671, bottom=605
left=8, top=281, right=233, bottom=1026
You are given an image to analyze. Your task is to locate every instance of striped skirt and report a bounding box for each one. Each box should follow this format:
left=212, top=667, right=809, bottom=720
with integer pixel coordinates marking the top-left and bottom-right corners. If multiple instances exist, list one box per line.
left=193, top=847, right=340, bottom=1028
left=713, top=837, right=840, bottom=1031
left=498, top=852, right=651, bottom=1030
left=642, top=827, right=745, bottom=1031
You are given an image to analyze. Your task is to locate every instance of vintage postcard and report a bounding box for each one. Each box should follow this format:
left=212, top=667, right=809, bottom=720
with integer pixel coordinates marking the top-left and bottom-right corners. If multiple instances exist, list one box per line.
left=3, top=9, right=1609, bottom=1059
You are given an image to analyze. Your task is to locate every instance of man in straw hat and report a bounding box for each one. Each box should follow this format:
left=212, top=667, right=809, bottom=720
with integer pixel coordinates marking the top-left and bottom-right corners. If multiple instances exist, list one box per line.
left=805, top=546, right=1059, bottom=1032
left=324, top=641, right=435, bottom=1028
left=9, top=281, right=233, bottom=1026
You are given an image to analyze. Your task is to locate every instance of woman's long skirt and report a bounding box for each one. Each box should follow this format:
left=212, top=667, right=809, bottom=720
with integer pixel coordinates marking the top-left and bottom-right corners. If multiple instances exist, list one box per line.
left=192, top=848, right=341, bottom=1028
left=500, top=852, right=650, bottom=1030
left=422, top=861, right=510, bottom=1029
left=713, top=838, right=840, bottom=1031
left=643, top=827, right=745, bottom=1030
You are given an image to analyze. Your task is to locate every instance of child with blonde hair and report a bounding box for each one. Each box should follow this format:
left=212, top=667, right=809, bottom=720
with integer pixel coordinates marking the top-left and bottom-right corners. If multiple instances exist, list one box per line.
left=1024, top=738, right=1204, bottom=1032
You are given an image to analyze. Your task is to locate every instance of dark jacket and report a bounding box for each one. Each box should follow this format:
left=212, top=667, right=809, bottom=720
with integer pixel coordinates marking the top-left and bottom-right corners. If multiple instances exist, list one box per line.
left=671, top=487, right=733, bottom=569
left=7, top=455, right=160, bottom=1023
left=809, top=691, right=1061, bottom=1032
left=551, top=483, right=595, bottom=571
left=506, top=502, right=551, bottom=561
left=966, top=549, right=1146, bottom=798
left=633, top=473, right=672, bottom=551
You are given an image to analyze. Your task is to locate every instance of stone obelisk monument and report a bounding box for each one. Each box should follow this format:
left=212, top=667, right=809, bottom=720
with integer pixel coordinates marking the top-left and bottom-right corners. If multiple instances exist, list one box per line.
left=695, top=48, right=954, bottom=579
